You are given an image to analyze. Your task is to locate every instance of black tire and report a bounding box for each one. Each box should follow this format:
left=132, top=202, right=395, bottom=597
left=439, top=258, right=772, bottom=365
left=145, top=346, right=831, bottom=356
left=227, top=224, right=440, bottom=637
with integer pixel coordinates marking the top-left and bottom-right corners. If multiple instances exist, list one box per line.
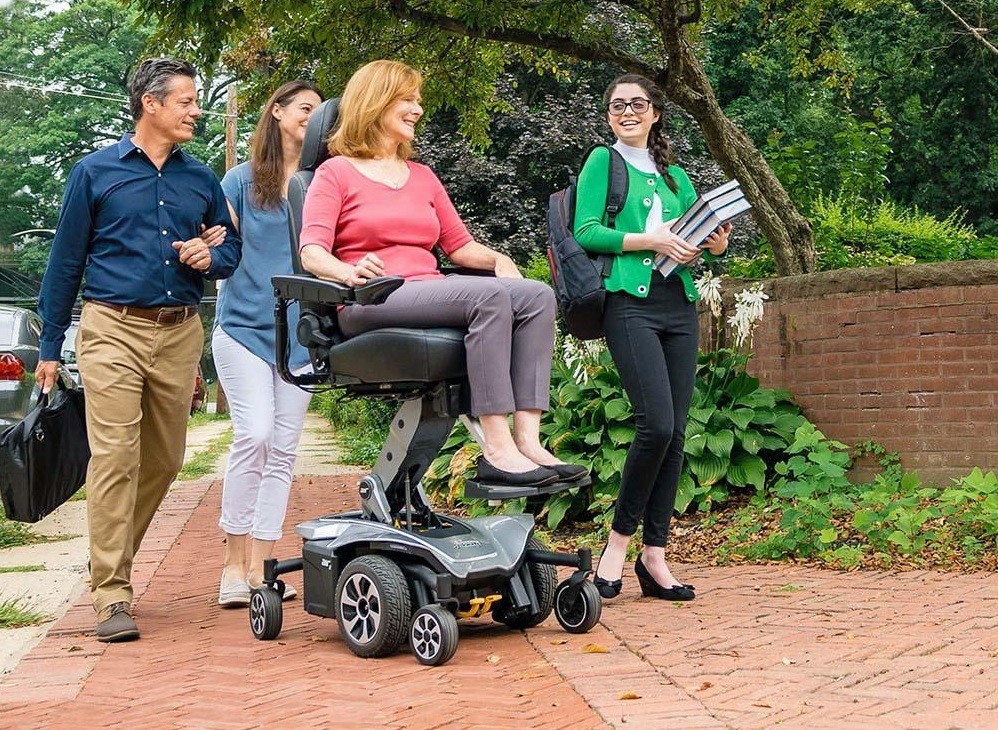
left=554, top=579, right=602, bottom=634
left=409, top=604, right=460, bottom=666
left=335, top=555, right=412, bottom=658
left=493, top=536, right=558, bottom=630
left=249, top=587, right=283, bottom=640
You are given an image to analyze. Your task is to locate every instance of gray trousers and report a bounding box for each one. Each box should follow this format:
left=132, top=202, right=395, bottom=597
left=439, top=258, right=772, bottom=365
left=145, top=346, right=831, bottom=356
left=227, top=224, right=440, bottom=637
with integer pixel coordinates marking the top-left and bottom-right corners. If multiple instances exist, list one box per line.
left=338, top=275, right=557, bottom=416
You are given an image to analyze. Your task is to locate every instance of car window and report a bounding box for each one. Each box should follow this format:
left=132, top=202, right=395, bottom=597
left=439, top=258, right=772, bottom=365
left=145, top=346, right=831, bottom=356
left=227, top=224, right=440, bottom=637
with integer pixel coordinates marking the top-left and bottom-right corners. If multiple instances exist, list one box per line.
left=0, top=312, right=15, bottom=346
left=26, top=314, right=42, bottom=338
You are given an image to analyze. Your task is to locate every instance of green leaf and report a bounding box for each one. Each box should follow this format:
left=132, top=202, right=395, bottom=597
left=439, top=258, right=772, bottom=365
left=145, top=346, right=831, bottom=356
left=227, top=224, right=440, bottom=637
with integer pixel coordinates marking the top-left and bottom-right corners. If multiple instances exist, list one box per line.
left=545, top=494, right=573, bottom=530
left=726, top=408, right=755, bottom=430
left=685, top=432, right=707, bottom=457
left=674, top=472, right=696, bottom=514
left=706, top=430, right=735, bottom=458
left=604, top=398, right=630, bottom=420
left=688, top=453, right=728, bottom=486
left=688, top=407, right=716, bottom=425
left=608, top=424, right=635, bottom=446
left=819, top=528, right=838, bottom=544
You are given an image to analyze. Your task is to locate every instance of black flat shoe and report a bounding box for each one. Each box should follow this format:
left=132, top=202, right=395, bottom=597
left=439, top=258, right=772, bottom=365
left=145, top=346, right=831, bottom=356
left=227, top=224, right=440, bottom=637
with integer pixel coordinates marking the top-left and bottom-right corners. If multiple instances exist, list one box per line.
left=593, top=575, right=622, bottom=599
left=547, top=463, right=590, bottom=482
left=475, top=456, right=560, bottom=487
left=634, top=553, right=695, bottom=601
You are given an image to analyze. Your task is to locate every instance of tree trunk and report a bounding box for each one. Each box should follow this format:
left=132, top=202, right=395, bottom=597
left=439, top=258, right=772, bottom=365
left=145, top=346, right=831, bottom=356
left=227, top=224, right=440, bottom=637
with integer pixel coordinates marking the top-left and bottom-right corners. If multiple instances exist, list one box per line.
left=656, top=19, right=816, bottom=275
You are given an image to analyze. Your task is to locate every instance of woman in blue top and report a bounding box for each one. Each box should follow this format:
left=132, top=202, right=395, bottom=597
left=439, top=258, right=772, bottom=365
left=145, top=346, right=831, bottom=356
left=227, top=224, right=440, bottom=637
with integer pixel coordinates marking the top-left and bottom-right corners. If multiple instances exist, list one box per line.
left=213, top=81, right=323, bottom=607
left=574, top=74, right=730, bottom=602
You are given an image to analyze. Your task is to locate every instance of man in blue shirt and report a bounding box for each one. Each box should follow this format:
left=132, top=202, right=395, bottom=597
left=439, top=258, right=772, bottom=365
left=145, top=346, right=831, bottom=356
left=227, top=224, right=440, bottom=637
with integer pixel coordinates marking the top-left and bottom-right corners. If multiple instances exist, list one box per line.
left=35, top=57, right=241, bottom=642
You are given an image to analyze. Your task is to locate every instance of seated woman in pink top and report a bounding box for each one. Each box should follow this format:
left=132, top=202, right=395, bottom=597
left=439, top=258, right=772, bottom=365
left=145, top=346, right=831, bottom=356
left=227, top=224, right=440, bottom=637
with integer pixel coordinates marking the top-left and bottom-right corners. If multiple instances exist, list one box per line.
left=300, top=60, right=586, bottom=488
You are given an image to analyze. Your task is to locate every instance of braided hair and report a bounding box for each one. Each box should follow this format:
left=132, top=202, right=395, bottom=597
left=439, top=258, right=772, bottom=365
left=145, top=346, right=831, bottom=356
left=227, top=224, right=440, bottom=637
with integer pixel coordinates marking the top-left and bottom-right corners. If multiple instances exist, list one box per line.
left=603, top=74, right=678, bottom=193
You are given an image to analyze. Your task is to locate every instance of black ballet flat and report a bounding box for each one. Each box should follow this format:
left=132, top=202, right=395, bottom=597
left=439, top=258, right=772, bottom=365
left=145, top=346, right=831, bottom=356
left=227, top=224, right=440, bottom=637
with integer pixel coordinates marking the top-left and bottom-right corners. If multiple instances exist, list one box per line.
left=593, top=575, right=623, bottom=599
left=547, top=463, right=590, bottom=482
left=475, top=456, right=560, bottom=487
left=634, top=553, right=695, bottom=601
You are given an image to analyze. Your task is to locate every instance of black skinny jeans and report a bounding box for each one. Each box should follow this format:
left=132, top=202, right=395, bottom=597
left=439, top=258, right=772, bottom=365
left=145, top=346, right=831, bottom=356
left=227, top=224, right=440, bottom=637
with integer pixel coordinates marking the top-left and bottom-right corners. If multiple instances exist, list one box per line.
left=603, top=273, right=699, bottom=547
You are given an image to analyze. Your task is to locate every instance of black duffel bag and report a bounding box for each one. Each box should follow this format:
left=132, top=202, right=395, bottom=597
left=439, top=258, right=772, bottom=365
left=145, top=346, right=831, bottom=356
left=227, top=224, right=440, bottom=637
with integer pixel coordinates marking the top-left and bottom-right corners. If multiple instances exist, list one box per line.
left=0, top=383, right=90, bottom=523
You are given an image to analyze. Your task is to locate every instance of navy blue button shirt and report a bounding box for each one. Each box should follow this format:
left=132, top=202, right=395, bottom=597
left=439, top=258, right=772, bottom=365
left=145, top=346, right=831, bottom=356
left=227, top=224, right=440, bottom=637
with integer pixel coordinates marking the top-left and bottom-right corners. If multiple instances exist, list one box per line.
left=38, top=133, right=242, bottom=361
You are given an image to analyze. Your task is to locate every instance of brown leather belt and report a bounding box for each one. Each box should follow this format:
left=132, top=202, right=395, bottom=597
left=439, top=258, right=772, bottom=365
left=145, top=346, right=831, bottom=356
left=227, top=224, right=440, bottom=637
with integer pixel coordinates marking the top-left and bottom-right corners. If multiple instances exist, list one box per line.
left=91, top=301, right=198, bottom=325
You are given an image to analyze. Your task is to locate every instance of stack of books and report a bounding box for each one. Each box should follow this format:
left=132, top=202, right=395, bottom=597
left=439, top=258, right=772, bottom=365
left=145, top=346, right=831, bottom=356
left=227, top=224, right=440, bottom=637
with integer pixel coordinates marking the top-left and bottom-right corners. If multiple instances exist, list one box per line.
left=655, top=179, right=752, bottom=278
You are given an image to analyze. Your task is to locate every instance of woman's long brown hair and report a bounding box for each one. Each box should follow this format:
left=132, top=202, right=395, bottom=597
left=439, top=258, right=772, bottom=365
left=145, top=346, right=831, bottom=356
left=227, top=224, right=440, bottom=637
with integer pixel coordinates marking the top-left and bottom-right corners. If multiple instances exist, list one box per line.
left=603, top=74, right=678, bottom=193
left=250, top=80, right=323, bottom=209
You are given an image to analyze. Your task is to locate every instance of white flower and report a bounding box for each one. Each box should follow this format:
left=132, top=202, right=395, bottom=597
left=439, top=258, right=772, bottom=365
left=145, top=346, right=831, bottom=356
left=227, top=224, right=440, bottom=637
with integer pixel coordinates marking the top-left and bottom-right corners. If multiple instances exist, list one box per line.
left=695, top=272, right=723, bottom=319
left=561, top=336, right=605, bottom=384
left=728, top=283, right=769, bottom=348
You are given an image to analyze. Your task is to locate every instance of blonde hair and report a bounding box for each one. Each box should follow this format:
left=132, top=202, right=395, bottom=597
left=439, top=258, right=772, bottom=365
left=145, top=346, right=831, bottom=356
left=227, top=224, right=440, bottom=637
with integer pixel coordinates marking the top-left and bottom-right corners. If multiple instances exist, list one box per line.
left=328, top=60, right=422, bottom=160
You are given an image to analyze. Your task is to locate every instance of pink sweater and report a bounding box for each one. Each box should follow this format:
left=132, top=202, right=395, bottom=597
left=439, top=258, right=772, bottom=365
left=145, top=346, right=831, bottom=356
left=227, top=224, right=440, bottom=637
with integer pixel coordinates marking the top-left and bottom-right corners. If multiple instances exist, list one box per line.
left=299, top=156, right=473, bottom=280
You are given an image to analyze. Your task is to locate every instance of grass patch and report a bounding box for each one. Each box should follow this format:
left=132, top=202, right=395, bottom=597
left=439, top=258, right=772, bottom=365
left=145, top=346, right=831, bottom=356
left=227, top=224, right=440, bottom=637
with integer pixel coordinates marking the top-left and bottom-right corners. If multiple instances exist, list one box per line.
left=0, top=518, right=37, bottom=550
left=188, top=410, right=231, bottom=428
left=176, top=429, right=233, bottom=481
left=0, top=565, right=45, bottom=574
left=69, top=486, right=86, bottom=502
left=0, top=596, right=47, bottom=628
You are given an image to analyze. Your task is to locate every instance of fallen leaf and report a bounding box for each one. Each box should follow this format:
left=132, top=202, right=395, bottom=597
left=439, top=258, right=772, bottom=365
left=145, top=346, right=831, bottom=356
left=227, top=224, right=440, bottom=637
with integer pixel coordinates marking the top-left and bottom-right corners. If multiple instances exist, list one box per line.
left=752, top=703, right=772, bottom=708
left=549, top=639, right=569, bottom=645
left=698, top=681, right=713, bottom=691
left=782, top=657, right=796, bottom=665
left=67, top=645, right=82, bottom=652
left=309, top=635, right=327, bottom=642
left=520, top=672, right=544, bottom=679
left=619, top=691, right=641, bottom=700
left=486, top=653, right=501, bottom=665
left=582, top=643, right=610, bottom=654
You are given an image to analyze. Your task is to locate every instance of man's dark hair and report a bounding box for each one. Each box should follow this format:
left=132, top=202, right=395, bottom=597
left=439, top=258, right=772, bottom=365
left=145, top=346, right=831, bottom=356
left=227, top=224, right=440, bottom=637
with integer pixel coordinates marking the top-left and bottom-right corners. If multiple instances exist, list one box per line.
left=127, top=57, right=197, bottom=122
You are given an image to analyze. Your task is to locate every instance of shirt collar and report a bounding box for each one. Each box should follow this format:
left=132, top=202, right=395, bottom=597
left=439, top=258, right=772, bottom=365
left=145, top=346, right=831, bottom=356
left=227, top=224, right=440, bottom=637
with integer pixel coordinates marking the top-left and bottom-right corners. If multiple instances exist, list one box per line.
left=117, top=132, right=185, bottom=161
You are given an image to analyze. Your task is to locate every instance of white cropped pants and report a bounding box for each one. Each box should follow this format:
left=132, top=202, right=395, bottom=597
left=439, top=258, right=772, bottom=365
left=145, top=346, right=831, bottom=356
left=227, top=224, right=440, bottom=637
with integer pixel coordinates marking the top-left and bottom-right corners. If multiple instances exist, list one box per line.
left=212, top=328, right=312, bottom=541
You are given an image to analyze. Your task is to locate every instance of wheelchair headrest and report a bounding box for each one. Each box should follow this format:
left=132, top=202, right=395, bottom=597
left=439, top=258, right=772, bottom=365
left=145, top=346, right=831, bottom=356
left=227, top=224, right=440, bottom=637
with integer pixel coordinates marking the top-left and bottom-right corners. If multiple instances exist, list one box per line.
left=299, top=98, right=341, bottom=172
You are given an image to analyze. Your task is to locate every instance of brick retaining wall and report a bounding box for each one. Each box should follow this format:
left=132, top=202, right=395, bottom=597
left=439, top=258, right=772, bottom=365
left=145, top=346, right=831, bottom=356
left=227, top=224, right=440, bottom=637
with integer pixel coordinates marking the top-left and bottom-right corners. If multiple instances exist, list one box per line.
left=701, top=260, right=998, bottom=481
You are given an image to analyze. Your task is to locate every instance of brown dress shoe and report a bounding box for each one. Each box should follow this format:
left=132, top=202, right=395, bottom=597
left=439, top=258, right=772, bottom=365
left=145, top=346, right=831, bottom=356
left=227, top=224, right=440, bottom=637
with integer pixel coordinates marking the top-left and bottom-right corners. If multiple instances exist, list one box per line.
left=96, top=602, right=140, bottom=643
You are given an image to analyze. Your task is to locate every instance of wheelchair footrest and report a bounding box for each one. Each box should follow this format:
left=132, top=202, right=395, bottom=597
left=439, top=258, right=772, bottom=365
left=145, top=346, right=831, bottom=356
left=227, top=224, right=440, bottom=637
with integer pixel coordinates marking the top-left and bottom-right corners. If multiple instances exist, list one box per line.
left=463, top=477, right=587, bottom=501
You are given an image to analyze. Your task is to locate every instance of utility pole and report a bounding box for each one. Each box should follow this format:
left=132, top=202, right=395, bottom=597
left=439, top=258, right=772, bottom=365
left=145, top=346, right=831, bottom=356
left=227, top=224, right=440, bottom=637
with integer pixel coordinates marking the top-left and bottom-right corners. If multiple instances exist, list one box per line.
left=214, top=83, right=238, bottom=416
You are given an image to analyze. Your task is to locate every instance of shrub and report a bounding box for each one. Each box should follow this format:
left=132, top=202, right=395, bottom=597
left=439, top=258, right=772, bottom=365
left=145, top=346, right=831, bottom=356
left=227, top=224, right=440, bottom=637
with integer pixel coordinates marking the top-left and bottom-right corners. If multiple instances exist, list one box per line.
left=311, top=393, right=398, bottom=466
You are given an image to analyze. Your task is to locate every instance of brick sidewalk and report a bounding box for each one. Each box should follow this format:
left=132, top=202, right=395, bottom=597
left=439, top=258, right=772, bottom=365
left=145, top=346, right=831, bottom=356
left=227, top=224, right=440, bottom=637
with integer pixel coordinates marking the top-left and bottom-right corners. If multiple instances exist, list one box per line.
left=1, top=474, right=995, bottom=729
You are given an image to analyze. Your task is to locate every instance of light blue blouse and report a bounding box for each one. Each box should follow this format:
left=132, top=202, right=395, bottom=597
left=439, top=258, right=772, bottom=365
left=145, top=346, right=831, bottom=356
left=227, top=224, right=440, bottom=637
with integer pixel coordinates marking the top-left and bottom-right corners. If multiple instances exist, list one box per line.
left=217, top=162, right=308, bottom=370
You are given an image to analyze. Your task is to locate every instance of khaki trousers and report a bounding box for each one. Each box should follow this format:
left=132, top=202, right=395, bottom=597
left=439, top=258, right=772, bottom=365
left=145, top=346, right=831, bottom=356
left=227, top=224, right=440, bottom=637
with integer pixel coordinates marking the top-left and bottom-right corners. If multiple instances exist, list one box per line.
left=76, top=302, right=203, bottom=613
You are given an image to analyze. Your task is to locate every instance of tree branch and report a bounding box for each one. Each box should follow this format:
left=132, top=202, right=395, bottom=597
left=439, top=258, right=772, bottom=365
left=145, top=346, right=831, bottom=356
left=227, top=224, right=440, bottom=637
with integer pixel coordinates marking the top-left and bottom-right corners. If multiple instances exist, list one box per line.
left=384, top=0, right=662, bottom=78
left=937, top=0, right=997, bottom=55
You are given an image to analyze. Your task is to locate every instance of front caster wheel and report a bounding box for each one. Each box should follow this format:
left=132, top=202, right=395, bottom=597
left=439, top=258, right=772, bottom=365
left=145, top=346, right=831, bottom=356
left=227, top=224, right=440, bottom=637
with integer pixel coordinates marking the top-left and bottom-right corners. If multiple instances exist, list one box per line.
left=410, top=604, right=459, bottom=666
left=554, top=580, right=601, bottom=634
left=249, top=587, right=283, bottom=640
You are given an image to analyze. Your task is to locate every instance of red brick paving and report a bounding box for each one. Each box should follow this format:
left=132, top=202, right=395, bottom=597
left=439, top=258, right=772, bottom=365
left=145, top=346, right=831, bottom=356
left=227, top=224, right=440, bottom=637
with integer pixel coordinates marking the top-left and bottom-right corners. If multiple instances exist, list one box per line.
left=1, top=473, right=996, bottom=729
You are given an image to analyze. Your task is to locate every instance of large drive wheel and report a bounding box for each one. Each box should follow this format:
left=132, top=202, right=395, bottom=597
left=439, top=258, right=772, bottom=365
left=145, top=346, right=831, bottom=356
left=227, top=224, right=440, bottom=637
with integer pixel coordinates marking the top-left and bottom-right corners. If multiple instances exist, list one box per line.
left=554, top=579, right=601, bottom=634
left=249, top=586, right=283, bottom=640
left=409, top=604, right=460, bottom=666
left=335, top=555, right=412, bottom=658
left=493, top=536, right=557, bottom=630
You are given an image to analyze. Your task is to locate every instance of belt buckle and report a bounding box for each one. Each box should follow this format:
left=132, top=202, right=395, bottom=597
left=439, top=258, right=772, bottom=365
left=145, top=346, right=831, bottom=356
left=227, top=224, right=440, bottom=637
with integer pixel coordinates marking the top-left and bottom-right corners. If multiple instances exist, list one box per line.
left=155, top=307, right=174, bottom=325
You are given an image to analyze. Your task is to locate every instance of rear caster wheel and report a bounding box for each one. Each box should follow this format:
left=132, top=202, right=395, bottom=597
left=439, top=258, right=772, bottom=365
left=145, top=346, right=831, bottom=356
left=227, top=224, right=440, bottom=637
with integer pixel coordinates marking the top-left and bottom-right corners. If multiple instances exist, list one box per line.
left=249, top=587, right=283, bottom=640
left=554, top=579, right=601, bottom=634
left=410, top=604, right=459, bottom=666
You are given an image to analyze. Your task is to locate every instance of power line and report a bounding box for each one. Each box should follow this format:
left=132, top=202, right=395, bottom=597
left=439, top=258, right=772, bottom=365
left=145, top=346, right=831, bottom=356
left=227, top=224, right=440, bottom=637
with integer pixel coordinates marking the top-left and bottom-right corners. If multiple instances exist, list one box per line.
left=0, top=71, right=235, bottom=119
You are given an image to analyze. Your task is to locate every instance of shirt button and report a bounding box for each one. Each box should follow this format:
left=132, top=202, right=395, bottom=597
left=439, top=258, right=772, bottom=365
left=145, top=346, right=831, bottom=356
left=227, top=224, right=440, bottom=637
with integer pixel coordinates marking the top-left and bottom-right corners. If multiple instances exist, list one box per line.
left=638, top=285, right=647, bottom=294
left=643, top=258, right=652, bottom=265
left=157, top=173, right=162, bottom=178
left=159, top=201, right=164, bottom=206
left=165, top=260, right=170, bottom=266
left=647, top=179, right=655, bottom=186
left=166, top=290, right=172, bottom=296
left=162, top=230, right=167, bottom=235
left=643, top=198, right=651, bottom=206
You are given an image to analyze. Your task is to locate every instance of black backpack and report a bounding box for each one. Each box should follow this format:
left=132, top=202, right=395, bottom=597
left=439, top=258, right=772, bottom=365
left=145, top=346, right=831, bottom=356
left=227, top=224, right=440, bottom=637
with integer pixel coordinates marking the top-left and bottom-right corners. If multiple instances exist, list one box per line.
left=547, top=144, right=628, bottom=340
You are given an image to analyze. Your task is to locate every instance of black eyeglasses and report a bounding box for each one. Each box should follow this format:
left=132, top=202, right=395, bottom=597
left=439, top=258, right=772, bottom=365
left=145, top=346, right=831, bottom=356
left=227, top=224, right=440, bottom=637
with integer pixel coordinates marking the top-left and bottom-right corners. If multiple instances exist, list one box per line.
left=606, top=98, right=651, bottom=116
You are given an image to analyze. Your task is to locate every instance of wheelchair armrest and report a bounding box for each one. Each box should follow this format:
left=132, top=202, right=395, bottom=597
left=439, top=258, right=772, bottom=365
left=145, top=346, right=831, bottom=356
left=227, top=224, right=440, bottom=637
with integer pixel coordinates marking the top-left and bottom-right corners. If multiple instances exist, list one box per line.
left=272, top=275, right=404, bottom=306
left=439, top=266, right=496, bottom=278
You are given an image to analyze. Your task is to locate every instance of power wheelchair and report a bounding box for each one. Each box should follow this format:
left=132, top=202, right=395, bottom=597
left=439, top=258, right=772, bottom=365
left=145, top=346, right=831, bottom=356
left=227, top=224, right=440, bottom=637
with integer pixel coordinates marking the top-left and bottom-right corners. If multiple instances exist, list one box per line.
left=249, top=99, right=602, bottom=666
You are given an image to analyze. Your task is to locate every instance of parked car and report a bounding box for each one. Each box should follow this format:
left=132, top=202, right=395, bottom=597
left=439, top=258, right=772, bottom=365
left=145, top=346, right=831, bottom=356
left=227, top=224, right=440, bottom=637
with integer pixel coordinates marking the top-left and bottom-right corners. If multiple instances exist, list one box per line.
left=1, top=305, right=45, bottom=430
left=61, top=319, right=82, bottom=387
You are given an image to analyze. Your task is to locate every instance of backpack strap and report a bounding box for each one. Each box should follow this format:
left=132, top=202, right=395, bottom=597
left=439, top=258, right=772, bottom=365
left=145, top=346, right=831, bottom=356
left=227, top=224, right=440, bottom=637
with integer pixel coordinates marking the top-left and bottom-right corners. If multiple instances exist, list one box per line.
left=603, top=145, right=628, bottom=228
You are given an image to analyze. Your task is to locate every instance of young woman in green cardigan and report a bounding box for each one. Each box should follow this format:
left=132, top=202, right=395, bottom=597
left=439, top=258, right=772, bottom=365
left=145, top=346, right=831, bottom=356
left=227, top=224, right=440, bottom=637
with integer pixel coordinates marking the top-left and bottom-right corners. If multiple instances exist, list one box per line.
left=574, top=74, right=731, bottom=601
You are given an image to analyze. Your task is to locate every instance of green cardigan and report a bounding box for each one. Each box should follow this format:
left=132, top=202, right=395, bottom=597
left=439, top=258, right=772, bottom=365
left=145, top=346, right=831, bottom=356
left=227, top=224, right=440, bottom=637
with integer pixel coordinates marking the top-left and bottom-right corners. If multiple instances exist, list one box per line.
left=573, top=145, right=714, bottom=302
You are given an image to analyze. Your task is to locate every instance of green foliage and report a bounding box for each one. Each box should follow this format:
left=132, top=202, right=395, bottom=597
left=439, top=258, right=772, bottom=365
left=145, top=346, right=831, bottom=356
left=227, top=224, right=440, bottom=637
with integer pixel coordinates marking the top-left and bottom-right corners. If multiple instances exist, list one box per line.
left=0, top=597, right=47, bottom=628
left=0, top=509, right=35, bottom=549
left=311, top=393, right=398, bottom=466
left=721, top=441, right=997, bottom=567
